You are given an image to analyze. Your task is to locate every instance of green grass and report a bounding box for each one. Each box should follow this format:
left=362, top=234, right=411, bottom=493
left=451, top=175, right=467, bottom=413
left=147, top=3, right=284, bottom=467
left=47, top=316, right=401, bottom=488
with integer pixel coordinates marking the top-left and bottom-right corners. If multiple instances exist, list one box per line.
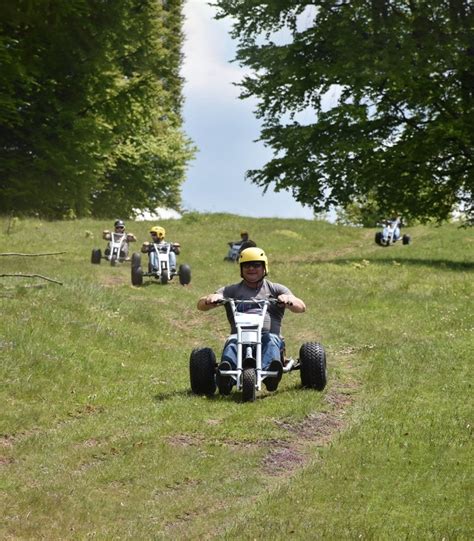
left=1, top=214, right=472, bottom=539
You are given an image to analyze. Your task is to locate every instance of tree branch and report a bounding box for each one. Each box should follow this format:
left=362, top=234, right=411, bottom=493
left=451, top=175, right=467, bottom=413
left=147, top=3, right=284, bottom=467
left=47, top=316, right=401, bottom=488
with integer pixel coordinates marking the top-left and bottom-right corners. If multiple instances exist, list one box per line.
left=0, top=252, right=66, bottom=257
left=0, top=274, right=63, bottom=285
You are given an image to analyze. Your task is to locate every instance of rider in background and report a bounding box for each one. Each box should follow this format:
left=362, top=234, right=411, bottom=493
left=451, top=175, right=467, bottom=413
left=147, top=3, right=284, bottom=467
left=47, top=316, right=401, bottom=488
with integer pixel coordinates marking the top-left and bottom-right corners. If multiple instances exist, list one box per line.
left=102, top=219, right=136, bottom=259
left=197, top=247, right=305, bottom=391
left=225, top=230, right=256, bottom=261
left=141, top=226, right=180, bottom=272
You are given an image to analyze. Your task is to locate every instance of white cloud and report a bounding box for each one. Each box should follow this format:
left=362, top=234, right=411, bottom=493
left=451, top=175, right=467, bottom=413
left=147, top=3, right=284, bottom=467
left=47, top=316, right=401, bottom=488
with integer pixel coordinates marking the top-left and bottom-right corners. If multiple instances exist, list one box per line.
left=182, top=1, right=244, bottom=101
left=180, top=1, right=318, bottom=221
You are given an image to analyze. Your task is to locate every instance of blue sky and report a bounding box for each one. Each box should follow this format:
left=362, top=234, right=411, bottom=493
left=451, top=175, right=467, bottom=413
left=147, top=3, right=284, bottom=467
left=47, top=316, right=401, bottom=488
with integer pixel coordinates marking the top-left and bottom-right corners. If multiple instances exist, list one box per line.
left=180, top=1, right=315, bottom=220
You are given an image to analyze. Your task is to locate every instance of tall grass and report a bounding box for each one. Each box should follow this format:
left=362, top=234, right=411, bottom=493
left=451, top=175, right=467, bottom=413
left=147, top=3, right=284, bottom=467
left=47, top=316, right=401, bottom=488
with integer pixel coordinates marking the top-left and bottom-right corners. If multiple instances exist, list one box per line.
left=1, top=215, right=472, bottom=539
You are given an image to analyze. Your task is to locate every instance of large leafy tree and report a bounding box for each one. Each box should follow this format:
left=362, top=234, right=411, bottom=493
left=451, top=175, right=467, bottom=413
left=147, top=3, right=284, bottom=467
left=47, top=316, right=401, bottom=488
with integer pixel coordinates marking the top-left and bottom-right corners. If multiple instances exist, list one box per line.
left=91, top=0, right=193, bottom=217
left=214, top=0, right=474, bottom=223
left=0, top=0, right=193, bottom=218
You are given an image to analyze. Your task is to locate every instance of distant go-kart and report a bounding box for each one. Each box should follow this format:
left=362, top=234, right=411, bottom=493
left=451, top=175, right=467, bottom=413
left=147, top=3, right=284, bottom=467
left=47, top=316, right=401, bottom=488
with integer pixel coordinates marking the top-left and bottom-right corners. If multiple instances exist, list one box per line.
left=91, top=232, right=134, bottom=266
left=189, top=297, right=327, bottom=402
left=130, top=242, right=191, bottom=286
left=375, top=218, right=411, bottom=246
left=224, top=242, right=241, bottom=262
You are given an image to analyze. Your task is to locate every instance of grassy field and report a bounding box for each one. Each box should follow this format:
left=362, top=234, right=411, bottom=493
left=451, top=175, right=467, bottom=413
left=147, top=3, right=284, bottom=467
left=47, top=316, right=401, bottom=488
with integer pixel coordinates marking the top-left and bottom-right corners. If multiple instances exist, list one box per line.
left=1, top=214, right=472, bottom=540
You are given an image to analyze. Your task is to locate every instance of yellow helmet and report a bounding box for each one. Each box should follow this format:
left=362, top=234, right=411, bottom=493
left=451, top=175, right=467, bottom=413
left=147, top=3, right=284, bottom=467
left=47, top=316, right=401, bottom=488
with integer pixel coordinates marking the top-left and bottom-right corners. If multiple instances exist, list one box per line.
left=239, top=247, right=268, bottom=275
left=150, top=226, right=165, bottom=239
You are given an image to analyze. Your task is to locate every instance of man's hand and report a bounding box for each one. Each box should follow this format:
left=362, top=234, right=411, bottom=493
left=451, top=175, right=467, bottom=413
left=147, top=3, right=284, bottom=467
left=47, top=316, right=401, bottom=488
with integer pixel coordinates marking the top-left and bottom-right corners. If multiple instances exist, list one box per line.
left=277, top=294, right=306, bottom=313
left=197, top=293, right=224, bottom=311
left=277, top=294, right=293, bottom=306
left=205, top=293, right=224, bottom=305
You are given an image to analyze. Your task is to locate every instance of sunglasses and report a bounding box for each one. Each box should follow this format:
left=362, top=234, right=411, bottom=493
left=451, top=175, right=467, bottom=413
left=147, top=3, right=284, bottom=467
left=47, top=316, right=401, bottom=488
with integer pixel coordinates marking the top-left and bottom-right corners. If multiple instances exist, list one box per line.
left=115, top=226, right=125, bottom=230
left=242, top=262, right=263, bottom=269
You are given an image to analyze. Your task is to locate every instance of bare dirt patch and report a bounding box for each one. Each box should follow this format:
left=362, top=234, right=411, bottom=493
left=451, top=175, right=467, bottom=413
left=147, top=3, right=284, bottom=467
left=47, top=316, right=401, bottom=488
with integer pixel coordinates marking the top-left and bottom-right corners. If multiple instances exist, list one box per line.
left=100, top=273, right=127, bottom=287
left=0, top=455, right=15, bottom=466
left=262, top=383, right=357, bottom=476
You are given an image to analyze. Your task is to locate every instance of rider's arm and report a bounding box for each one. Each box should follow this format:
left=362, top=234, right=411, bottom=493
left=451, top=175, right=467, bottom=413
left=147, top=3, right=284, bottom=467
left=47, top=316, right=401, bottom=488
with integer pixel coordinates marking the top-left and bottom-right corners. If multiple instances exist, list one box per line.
left=277, top=294, right=306, bottom=313
left=197, top=293, right=224, bottom=311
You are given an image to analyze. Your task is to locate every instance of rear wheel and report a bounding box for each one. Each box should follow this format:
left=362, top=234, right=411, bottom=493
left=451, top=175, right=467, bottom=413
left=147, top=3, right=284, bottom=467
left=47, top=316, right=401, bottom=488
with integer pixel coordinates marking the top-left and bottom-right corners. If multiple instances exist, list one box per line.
left=375, top=232, right=382, bottom=245
left=178, top=264, right=191, bottom=285
left=189, top=348, right=216, bottom=396
left=242, top=368, right=256, bottom=402
left=91, top=249, right=101, bottom=264
left=131, top=265, right=143, bottom=286
left=299, top=342, right=327, bottom=391
left=402, top=234, right=411, bottom=245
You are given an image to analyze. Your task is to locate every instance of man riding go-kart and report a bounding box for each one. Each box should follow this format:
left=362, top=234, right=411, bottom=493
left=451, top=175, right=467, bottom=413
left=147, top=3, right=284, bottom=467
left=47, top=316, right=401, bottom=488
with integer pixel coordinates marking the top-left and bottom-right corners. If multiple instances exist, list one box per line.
left=375, top=216, right=411, bottom=246
left=131, top=225, right=191, bottom=286
left=191, top=247, right=327, bottom=402
left=91, top=219, right=136, bottom=265
left=224, top=230, right=256, bottom=262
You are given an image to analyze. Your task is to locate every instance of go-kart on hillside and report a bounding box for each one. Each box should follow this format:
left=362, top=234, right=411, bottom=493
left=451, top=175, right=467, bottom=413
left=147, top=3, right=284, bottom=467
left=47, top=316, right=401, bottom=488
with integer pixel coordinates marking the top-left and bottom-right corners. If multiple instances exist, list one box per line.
left=189, top=297, right=327, bottom=402
left=130, top=242, right=191, bottom=286
left=224, top=241, right=241, bottom=262
left=375, top=218, right=411, bottom=246
left=91, top=231, right=134, bottom=266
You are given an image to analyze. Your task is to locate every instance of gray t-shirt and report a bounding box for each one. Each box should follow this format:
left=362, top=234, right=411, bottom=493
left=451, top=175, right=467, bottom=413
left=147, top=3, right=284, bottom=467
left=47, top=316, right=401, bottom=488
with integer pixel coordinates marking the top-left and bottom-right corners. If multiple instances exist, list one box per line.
left=216, top=279, right=291, bottom=335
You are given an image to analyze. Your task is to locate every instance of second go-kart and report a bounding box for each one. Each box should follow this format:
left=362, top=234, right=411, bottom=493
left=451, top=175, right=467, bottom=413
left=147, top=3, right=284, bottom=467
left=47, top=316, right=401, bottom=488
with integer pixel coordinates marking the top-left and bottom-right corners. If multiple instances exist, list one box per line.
left=130, top=242, right=191, bottom=286
left=224, top=242, right=241, bottom=262
left=375, top=217, right=411, bottom=246
left=91, top=231, right=134, bottom=266
left=189, top=297, right=327, bottom=402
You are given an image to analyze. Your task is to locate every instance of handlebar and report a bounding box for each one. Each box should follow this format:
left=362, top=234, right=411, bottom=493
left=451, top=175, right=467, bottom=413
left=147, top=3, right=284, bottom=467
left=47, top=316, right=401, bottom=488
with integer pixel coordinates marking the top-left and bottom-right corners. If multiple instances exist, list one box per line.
left=211, top=297, right=292, bottom=307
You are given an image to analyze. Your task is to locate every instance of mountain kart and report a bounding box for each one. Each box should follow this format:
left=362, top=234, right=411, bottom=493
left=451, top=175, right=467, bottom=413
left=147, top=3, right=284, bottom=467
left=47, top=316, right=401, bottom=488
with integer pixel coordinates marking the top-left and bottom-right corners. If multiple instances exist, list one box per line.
left=224, top=242, right=241, bottom=262
left=130, top=242, right=191, bottom=286
left=91, top=232, right=134, bottom=266
left=375, top=218, right=411, bottom=246
left=189, top=297, right=327, bottom=402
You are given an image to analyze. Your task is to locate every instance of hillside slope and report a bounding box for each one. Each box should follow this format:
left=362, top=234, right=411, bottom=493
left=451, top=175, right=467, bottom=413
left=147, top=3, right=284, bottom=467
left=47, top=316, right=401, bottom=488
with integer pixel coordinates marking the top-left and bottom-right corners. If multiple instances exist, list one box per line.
left=1, top=215, right=472, bottom=539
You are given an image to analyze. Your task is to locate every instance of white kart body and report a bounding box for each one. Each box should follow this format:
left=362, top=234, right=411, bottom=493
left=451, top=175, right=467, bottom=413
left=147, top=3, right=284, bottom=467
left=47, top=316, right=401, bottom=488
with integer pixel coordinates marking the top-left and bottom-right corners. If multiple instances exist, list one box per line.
left=106, top=232, right=129, bottom=262
left=220, top=298, right=296, bottom=391
left=149, top=241, right=173, bottom=280
left=381, top=220, right=401, bottom=245
left=225, top=242, right=241, bottom=262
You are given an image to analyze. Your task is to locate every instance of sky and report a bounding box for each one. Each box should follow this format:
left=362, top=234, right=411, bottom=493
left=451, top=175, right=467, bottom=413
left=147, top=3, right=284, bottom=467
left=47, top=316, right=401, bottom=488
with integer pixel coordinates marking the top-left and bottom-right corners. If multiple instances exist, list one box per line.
left=180, top=0, right=316, bottom=220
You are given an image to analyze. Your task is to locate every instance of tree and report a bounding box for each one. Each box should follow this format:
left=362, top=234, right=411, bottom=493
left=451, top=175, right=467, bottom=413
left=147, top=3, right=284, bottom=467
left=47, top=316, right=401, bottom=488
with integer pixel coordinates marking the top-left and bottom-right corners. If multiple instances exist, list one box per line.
left=0, top=0, right=194, bottom=218
left=91, top=0, right=194, bottom=218
left=213, top=0, right=474, bottom=223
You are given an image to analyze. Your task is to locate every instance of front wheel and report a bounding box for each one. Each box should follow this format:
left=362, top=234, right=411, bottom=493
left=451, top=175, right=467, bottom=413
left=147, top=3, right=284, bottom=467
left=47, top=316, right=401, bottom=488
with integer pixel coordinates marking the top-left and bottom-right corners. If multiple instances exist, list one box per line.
left=160, top=272, right=168, bottom=285
left=131, top=265, right=143, bottom=286
left=91, top=248, right=101, bottom=264
left=131, top=252, right=141, bottom=268
left=189, top=348, right=216, bottom=396
left=242, top=367, right=256, bottom=402
left=178, top=264, right=191, bottom=285
left=299, top=342, right=327, bottom=391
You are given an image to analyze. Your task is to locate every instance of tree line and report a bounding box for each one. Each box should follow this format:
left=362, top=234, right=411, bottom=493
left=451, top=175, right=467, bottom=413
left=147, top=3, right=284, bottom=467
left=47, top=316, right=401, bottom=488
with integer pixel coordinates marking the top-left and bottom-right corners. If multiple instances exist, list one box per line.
left=0, top=0, right=194, bottom=219
left=214, top=0, right=473, bottom=224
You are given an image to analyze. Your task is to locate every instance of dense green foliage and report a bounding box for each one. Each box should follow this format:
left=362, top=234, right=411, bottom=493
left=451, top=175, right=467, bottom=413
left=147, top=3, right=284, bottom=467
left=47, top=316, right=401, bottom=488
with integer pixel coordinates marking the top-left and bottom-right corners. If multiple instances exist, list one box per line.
left=1, top=214, right=472, bottom=538
left=0, top=0, right=194, bottom=219
left=214, top=0, right=474, bottom=223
